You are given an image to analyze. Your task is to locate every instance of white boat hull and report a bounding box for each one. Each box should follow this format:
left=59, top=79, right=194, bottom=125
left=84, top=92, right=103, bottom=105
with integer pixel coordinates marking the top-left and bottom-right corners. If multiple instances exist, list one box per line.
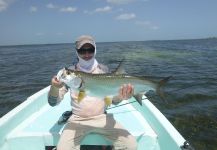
left=0, top=86, right=189, bottom=150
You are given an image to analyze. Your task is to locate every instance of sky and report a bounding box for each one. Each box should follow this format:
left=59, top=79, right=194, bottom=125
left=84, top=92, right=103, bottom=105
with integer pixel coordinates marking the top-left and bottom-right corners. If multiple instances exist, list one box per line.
left=0, top=0, right=217, bottom=46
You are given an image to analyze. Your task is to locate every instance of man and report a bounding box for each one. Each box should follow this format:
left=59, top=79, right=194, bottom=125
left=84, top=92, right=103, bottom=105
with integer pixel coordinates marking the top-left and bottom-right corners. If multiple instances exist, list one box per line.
left=48, top=35, right=137, bottom=150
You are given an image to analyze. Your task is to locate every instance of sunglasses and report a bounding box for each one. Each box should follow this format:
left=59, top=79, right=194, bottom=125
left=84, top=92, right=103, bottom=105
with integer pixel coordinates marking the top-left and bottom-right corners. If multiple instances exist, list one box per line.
left=77, top=47, right=95, bottom=55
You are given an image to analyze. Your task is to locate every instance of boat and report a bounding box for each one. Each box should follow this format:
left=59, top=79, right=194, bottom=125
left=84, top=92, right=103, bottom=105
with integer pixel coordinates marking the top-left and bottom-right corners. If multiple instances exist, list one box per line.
left=0, top=86, right=193, bottom=150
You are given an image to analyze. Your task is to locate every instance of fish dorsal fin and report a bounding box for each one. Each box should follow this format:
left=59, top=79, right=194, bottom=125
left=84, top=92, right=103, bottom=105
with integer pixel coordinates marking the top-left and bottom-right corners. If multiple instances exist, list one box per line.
left=113, top=60, right=127, bottom=75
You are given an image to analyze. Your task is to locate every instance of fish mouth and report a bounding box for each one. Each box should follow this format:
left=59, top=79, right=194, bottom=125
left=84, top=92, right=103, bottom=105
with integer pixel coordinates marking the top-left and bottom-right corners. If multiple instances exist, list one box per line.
left=78, top=81, right=83, bottom=88
left=78, top=78, right=84, bottom=89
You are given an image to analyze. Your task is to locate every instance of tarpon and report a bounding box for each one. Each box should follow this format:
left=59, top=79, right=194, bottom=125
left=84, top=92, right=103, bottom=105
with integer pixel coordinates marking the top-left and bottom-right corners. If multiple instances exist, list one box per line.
left=58, top=65, right=171, bottom=106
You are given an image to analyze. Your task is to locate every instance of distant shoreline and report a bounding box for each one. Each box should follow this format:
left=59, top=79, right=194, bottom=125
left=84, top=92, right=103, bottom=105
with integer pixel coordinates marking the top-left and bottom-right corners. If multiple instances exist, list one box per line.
left=0, top=37, right=217, bottom=47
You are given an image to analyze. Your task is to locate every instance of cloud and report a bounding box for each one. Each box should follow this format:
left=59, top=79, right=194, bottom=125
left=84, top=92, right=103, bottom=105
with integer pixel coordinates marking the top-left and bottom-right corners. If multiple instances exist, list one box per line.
left=0, top=0, right=15, bottom=12
left=135, top=20, right=159, bottom=30
left=0, top=0, right=7, bottom=11
left=60, top=7, right=77, bottom=13
left=116, top=13, right=136, bottom=20
left=95, top=6, right=112, bottom=13
left=46, top=3, right=77, bottom=13
left=84, top=6, right=112, bottom=15
left=42, top=4, right=81, bottom=13
left=46, top=3, right=56, bottom=9
left=30, top=6, right=37, bottom=12
left=107, top=0, right=136, bottom=5
left=150, top=26, right=159, bottom=30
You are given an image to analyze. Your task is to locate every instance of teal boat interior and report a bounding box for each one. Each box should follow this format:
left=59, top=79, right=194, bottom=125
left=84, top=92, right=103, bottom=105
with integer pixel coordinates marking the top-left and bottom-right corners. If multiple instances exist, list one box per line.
left=0, top=86, right=189, bottom=150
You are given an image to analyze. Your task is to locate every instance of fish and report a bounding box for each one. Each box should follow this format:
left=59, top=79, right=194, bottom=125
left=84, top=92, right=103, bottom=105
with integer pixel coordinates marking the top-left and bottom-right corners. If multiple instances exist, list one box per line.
left=58, top=64, right=171, bottom=106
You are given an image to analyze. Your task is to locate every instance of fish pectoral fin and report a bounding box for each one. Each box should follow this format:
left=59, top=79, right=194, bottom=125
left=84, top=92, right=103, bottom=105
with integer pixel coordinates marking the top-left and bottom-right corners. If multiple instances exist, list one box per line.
left=133, top=93, right=145, bottom=106
left=104, top=96, right=113, bottom=107
left=77, top=90, right=86, bottom=103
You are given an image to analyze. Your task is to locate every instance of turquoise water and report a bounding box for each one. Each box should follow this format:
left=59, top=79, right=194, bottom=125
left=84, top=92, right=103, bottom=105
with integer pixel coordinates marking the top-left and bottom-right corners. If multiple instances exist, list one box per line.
left=0, top=39, right=217, bottom=150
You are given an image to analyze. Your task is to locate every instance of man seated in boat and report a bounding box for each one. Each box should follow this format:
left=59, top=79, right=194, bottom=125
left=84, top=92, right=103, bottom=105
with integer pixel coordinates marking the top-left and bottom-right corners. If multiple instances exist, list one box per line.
left=48, top=35, right=137, bottom=150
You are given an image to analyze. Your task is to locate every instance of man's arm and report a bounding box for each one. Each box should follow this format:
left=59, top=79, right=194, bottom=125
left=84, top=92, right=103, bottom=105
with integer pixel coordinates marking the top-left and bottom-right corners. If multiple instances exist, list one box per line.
left=48, top=76, right=68, bottom=106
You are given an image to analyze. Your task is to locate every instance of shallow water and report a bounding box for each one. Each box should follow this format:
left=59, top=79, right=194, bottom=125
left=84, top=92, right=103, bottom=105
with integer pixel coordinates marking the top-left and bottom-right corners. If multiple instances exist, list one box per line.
left=0, top=39, right=217, bottom=150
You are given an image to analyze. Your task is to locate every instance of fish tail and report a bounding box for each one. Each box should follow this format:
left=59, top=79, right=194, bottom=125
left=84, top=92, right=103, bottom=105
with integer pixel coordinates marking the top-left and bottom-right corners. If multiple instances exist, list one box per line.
left=157, top=76, right=172, bottom=102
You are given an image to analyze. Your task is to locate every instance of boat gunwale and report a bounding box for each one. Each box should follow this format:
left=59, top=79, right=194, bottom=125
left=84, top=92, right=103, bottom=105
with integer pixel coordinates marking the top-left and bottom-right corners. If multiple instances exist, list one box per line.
left=131, top=98, right=186, bottom=149
left=0, top=86, right=50, bottom=146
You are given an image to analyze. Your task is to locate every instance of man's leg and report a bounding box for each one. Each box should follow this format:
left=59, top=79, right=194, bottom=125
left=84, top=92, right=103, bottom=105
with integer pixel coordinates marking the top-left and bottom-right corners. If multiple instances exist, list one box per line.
left=57, top=121, right=86, bottom=150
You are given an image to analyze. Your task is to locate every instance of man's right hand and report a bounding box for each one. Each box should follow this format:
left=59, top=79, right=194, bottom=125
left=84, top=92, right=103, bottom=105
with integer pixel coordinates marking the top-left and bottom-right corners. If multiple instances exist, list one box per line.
left=51, top=76, right=64, bottom=88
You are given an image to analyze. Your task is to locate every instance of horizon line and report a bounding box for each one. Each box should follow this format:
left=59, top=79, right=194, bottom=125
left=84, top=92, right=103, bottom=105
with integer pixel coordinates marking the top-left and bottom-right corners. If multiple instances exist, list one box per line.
left=0, top=36, right=216, bottom=47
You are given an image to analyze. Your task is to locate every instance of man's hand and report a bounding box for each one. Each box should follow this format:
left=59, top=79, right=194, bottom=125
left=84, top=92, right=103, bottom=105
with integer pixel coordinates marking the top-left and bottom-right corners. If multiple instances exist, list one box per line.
left=51, top=76, right=64, bottom=88
left=112, top=84, right=134, bottom=104
left=118, top=83, right=134, bottom=100
left=49, top=76, right=64, bottom=98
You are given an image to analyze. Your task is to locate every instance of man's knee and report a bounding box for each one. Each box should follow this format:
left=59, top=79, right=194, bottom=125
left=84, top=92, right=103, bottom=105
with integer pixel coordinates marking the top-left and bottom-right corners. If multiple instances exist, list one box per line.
left=125, top=138, right=137, bottom=150
left=57, top=144, right=79, bottom=150
left=115, top=136, right=137, bottom=150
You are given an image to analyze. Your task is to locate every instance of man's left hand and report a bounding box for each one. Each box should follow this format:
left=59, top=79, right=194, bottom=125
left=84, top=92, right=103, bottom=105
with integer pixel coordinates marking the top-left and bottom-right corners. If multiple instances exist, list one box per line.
left=118, top=84, right=134, bottom=100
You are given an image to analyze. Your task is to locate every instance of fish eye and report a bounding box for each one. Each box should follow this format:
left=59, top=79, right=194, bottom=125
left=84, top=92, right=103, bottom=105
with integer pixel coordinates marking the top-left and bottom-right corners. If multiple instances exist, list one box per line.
left=66, top=70, right=70, bottom=75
